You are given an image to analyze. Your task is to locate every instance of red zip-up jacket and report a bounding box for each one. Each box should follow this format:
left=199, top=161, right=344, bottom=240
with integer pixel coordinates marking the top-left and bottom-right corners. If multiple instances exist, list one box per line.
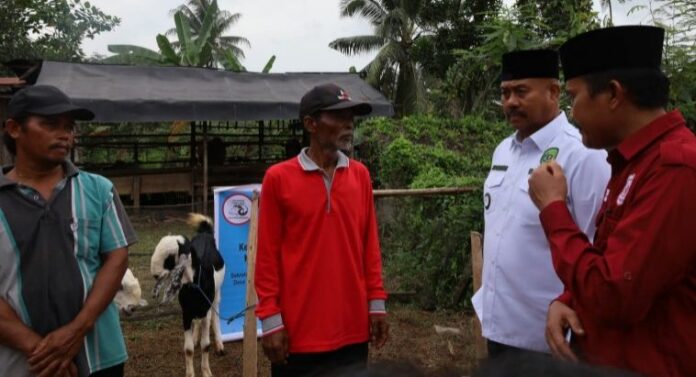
left=542, top=111, right=696, bottom=377
left=255, top=153, right=387, bottom=353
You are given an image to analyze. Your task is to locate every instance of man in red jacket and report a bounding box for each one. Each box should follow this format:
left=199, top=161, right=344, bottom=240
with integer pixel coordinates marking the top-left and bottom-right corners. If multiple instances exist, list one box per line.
left=255, top=83, right=389, bottom=377
left=529, top=26, right=696, bottom=377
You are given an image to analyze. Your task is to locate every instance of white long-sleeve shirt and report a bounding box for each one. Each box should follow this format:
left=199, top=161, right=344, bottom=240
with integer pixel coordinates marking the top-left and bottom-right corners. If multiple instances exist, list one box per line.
left=472, top=112, right=610, bottom=353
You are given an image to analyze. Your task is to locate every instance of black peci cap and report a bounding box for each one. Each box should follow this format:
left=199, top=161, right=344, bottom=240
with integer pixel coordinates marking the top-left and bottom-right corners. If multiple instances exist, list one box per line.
left=7, top=85, right=95, bottom=121
left=299, top=83, right=372, bottom=119
left=560, top=26, right=665, bottom=80
left=501, top=49, right=559, bottom=81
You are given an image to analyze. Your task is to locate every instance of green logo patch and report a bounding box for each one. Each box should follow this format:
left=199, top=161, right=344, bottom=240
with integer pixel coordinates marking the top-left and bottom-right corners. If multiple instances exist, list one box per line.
left=540, top=147, right=559, bottom=163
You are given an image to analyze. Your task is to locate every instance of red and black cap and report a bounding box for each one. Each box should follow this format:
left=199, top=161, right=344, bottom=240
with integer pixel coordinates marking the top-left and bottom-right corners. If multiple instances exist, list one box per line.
left=7, top=85, right=95, bottom=120
left=299, top=83, right=372, bottom=119
left=560, top=26, right=665, bottom=80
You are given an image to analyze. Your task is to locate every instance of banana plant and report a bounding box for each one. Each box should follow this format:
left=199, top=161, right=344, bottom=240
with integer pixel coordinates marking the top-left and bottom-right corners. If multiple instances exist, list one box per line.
left=155, top=0, right=218, bottom=66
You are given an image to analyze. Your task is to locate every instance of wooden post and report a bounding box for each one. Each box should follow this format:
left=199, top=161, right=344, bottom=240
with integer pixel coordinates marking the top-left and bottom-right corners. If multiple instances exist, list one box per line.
left=203, top=122, right=209, bottom=215
left=132, top=176, right=141, bottom=211
left=470, top=231, right=487, bottom=361
left=258, top=120, right=264, bottom=162
left=190, top=121, right=197, bottom=212
left=243, top=192, right=260, bottom=377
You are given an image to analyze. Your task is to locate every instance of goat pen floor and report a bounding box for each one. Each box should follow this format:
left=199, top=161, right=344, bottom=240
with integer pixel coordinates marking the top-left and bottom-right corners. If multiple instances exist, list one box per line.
left=122, top=212, right=478, bottom=377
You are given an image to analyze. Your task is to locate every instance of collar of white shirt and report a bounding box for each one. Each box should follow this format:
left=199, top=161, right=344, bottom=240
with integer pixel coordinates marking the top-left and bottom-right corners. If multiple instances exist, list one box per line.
left=511, top=112, right=569, bottom=152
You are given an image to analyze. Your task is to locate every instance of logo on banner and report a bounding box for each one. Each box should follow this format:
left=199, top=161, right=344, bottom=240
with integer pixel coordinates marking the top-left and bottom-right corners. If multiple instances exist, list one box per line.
left=223, top=194, right=252, bottom=225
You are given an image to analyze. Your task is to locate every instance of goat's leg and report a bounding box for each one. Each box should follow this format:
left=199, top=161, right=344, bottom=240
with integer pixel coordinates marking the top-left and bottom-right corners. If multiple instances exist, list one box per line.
left=184, top=318, right=196, bottom=377
left=193, top=321, right=201, bottom=348
left=211, top=266, right=226, bottom=355
left=211, top=291, right=224, bottom=355
left=200, top=310, right=213, bottom=377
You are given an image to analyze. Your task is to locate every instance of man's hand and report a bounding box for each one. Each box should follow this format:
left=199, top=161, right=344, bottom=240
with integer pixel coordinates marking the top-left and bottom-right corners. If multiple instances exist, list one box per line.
left=546, top=300, right=584, bottom=362
left=262, top=329, right=289, bottom=364
left=28, top=322, right=86, bottom=377
left=369, top=315, right=389, bottom=349
left=529, top=161, right=568, bottom=211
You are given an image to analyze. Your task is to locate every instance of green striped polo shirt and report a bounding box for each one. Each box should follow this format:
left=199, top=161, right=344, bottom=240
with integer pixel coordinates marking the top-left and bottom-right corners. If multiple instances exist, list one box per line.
left=0, top=161, right=137, bottom=377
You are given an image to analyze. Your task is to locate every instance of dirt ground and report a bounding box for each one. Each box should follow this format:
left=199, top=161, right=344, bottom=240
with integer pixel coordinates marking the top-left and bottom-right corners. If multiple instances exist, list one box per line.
left=121, top=212, right=478, bottom=377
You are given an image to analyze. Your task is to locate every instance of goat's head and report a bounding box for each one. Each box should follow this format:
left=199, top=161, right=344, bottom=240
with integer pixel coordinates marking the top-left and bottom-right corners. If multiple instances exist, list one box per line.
left=150, top=235, right=193, bottom=302
left=114, top=268, right=148, bottom=316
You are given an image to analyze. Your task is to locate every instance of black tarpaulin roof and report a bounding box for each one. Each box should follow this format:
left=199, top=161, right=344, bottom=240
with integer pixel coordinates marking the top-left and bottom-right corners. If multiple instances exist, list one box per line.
left=35, top=61, right=394, bottom=122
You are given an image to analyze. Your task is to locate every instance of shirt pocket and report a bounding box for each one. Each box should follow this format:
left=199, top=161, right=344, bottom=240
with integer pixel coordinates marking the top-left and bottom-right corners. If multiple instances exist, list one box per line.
left=72, top=216, right=102, bottom=262
left=483, top=170, right=505, bottom=212
left=594, top=210, right=620, bottom=250
left=515, top=171, right=543, bottom=225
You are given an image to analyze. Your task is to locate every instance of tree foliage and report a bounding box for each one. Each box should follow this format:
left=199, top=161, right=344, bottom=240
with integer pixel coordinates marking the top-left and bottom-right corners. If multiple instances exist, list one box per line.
left=166, top=0, right=250, bottom=68
left=0, top=0, right=120, bottom=63
left=330, top=0, right=428, bottom=117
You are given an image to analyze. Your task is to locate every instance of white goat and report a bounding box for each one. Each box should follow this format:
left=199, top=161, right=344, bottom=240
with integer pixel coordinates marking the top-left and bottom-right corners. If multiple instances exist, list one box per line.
left=114, top=268, right=148, bottom=316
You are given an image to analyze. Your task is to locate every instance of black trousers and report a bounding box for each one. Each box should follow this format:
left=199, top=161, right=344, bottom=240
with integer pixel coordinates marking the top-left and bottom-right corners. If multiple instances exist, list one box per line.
left=487, top=340, right=545, bottom=359
left=271, top=342, right=369, bottom=377
left=89, top=363, right=124, bottom=377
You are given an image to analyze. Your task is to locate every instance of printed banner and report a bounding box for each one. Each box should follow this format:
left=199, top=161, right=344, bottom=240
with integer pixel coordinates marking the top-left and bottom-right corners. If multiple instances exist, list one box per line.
left=213, top=184, right=262, bottom=342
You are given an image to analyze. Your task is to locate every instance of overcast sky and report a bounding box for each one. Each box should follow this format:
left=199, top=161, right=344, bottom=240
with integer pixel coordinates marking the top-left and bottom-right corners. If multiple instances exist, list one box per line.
left=81, top=0, right=652, bottom=73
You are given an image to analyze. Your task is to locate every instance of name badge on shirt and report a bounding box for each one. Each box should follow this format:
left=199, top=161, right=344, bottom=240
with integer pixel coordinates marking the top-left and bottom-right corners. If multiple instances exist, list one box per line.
left=617, top=174, right=635, bottom=206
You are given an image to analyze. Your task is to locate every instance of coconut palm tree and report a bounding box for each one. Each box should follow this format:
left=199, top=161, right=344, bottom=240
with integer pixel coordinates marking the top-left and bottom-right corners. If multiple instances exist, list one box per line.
left=167, top=0, right=250, bottom=68
left=600, top=0, right=614, bottom=24
left=329, top=0, right=427, bottom=116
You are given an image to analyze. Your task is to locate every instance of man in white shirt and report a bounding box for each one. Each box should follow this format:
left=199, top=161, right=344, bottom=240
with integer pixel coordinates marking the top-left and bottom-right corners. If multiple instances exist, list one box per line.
left=472, top=49, right=610, bottom=357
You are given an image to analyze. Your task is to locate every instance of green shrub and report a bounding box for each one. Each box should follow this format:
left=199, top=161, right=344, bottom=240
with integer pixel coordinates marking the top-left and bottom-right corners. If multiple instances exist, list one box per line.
left=357, top=115, right=509, bottom=309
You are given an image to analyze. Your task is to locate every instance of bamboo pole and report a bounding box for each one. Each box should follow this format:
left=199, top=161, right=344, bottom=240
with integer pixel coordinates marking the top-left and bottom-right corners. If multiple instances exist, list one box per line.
left=373, top=187, right=476, bottom=198
left=470, top=231, right=487, bottom=361
left=243, top=191, right=260, bottom=377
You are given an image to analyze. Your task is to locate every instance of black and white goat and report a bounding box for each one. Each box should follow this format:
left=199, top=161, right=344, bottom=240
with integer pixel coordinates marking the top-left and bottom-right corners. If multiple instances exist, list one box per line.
left=151, top=213, right=225, bottom=377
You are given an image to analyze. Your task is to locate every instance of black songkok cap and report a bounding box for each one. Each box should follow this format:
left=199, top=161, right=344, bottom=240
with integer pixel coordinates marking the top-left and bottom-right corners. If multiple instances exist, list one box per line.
left=500, top=49, right=559, bottom=81
left=560, top=25, right=665, bottom=80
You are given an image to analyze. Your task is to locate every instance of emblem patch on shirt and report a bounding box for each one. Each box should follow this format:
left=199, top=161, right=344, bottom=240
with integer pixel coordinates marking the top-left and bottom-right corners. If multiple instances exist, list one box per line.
left=616, top=174, right=635, bottom=206
left=540, top=147, right=559, bottom=163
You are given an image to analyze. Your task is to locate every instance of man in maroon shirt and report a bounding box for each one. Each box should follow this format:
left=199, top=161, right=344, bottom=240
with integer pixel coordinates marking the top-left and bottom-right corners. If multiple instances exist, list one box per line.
left=528, top=26, right=696, bottom=377
left=256, top=84, right=389, bottom=377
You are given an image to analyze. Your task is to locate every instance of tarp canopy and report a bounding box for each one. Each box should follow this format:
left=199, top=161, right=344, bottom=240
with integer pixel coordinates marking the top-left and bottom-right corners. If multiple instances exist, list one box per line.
left=35, top=61, right=394, bottom=122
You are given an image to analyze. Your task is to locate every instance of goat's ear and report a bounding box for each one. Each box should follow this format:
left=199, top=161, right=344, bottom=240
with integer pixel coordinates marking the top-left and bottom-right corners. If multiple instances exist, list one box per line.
left=177, top=236, right=191, bottom=255
left=163, top=254, right=177, bottom=271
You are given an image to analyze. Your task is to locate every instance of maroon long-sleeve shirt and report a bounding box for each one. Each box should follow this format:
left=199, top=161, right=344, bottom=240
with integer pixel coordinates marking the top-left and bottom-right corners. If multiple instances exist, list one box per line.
left=541, top=111, right=696, bottom=377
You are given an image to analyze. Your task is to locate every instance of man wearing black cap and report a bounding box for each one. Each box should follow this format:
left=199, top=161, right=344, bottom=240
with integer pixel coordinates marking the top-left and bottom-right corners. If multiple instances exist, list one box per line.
left=529, top=26, right=696, bottom=376
left=0, top=85, right=136, bottom=377
left=472, top=49, right=609, bottom=358
left=255, top=83, right=388, bottom=376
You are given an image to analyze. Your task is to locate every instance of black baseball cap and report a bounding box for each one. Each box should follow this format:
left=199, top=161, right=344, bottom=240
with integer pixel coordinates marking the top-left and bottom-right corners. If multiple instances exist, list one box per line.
left=560, top=26, right=664, bottom=80
left=7, top=85, right=95, bottom=120
left=501, top=49, right=559, bottom=81
left=299, top=83, right=372, bottom=119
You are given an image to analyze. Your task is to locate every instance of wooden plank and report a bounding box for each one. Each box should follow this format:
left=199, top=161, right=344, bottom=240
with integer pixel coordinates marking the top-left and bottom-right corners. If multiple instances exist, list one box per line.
left=139, top=173, right=192, bottom=194
left=108, top=176, right=133, bottom=196
left=470, top=231, right=487, bottom=361
left=243, top=192, right=260, bottom=377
